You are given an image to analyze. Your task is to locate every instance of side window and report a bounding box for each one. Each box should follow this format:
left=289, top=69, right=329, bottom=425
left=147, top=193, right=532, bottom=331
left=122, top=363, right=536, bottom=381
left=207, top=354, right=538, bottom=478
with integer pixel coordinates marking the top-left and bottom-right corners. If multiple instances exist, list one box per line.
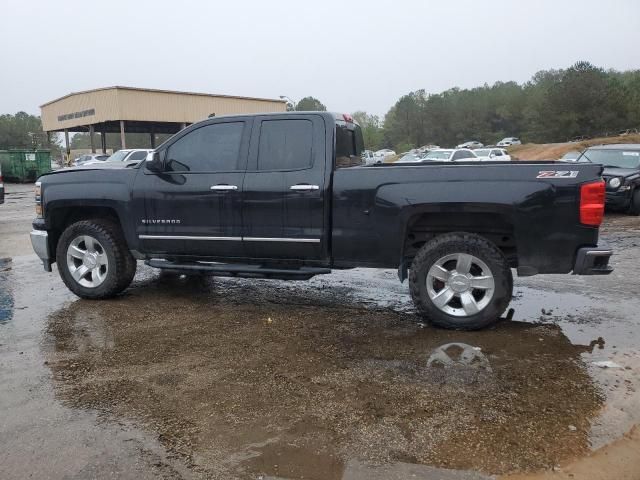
left=452, top=151, right=464, bottom=160
left=166, top=122, right=244, bottom=172
left=493, top=149, right=503, bottom=156
left=257, top=119, right=313, bottom=170
left=128, top=151, right=148, bottom=161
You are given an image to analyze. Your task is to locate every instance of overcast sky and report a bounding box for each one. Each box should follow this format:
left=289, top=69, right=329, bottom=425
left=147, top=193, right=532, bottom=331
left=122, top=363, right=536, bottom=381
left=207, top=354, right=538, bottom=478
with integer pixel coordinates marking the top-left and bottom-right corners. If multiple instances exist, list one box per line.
left=1, top=0, right=639, bottom=117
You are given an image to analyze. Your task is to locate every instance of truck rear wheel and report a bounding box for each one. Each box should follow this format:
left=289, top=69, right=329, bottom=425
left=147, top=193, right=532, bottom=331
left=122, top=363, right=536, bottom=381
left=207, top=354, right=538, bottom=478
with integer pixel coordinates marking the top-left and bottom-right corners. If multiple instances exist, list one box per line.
left=56, top=219, right=136, bottom=299
left=409, top=233, right=513, bottom=330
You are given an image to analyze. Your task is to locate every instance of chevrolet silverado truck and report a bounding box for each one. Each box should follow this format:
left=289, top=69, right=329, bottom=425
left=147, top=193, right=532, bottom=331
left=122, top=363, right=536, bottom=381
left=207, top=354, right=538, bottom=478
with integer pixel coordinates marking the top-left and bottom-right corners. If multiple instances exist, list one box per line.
left=30, top=112, right=613, bottom=330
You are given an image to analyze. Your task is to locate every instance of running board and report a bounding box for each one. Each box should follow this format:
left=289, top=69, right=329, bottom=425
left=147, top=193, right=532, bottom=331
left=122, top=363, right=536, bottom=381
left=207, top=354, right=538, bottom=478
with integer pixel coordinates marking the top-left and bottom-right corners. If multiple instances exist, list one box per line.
left=145, top=259, right=331, bottom=280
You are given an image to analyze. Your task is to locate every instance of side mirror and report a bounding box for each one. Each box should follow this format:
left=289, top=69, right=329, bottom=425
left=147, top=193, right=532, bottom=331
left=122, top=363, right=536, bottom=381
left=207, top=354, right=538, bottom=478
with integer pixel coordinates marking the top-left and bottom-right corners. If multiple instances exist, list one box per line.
left=145, top=151, right=163, bottom=172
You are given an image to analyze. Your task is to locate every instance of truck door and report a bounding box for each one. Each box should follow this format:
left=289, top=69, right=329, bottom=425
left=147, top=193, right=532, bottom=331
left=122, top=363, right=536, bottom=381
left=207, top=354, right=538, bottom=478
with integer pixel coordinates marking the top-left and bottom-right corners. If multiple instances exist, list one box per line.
left=134, top=118, right=250, bottom=257
left=242, top=114, right=329, bottom=262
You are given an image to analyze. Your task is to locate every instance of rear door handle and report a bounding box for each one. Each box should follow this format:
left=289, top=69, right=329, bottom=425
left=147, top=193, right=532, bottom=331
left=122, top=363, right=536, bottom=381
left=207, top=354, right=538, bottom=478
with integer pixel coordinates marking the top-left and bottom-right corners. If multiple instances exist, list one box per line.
left=210, top=184, right=238, bottom=191
left=290, top=184, right=319, bottom=191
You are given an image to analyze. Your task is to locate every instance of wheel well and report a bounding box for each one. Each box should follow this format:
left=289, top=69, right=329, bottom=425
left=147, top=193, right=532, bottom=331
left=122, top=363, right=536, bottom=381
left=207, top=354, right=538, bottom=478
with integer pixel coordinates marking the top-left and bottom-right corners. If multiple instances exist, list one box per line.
left=403, top=212, right=517, bottom=267
left=48, top=206, right=123, bottom=259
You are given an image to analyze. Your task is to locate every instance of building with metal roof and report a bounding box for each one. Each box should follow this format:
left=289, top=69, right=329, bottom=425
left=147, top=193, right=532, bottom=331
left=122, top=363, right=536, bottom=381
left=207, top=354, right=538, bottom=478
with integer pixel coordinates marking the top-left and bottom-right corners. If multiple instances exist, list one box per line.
left=40, top=86, right=287, bottom=159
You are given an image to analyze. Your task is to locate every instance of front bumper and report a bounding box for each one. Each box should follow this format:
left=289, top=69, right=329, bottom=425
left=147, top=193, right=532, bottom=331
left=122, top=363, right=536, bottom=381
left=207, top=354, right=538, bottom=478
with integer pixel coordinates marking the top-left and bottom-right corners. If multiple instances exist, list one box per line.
left=30, top=230, right=52, bottom=272
left=572, top=247, right=613, bottom=275
left=605, top=189, right=632, bottom=209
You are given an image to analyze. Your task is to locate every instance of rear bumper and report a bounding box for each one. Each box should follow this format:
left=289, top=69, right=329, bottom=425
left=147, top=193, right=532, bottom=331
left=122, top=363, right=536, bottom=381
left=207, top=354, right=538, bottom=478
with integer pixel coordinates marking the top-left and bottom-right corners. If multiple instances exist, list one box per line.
left=30, top=230, right=52, bottom=272
left=572, top=247, right=613, bottom=275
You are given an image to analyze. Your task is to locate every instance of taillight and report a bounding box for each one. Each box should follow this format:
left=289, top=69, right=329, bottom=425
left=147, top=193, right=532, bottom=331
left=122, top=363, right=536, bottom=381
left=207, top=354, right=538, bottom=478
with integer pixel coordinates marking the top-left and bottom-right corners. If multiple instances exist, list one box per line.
left=35, top=181, right=43, bottom=217
left=580, top=181, right=605, bottom=226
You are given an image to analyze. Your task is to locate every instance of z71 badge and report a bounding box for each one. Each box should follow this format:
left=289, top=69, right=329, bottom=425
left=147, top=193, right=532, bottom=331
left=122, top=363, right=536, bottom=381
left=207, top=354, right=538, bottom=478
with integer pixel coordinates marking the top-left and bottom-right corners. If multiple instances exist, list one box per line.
left=536, top=170, right=579, bottom=179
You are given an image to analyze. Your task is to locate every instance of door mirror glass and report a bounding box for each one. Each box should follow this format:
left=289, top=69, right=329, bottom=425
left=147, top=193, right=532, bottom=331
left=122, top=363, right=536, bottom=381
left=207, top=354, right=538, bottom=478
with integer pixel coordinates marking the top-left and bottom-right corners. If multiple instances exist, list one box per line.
left=145, top=151, right=163, bottom=172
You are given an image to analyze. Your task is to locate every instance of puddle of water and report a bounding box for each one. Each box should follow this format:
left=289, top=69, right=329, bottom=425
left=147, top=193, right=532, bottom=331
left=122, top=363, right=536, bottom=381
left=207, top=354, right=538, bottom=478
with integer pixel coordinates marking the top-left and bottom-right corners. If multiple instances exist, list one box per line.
left=0, top=259, right=14, bottom=324
left=0, top=258, right=194, bottom=480
left=43, top=269, right=606, bottom=477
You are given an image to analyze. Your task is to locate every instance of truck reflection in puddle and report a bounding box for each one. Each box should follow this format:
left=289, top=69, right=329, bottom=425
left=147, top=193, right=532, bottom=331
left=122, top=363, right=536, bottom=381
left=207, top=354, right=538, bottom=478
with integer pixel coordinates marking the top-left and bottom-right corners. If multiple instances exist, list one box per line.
left=43, top=272, right=604, bottom=478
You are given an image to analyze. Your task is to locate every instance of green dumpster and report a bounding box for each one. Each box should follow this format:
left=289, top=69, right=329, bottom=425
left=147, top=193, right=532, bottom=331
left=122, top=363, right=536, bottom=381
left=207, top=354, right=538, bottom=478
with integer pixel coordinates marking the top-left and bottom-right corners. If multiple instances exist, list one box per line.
left=0, top=149, right=52, bottom=183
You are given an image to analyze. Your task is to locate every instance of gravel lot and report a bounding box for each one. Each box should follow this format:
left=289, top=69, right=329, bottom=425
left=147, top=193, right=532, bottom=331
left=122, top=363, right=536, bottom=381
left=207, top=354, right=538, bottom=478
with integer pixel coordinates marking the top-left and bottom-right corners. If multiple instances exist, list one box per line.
left=1, top=183, right=639, bottom=480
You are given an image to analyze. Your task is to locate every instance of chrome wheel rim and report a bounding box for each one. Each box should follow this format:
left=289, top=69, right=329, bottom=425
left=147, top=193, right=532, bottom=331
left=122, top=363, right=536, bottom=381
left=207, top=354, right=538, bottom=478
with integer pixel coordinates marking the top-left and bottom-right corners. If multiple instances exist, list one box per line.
left=426, top=253, right=495, bottom=317
left=66, top=235, right=108, bottom=288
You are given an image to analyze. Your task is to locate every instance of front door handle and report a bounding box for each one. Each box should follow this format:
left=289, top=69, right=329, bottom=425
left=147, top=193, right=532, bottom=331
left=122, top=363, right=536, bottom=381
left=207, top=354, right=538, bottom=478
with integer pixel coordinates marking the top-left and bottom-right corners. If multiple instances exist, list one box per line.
left=290, top=184, right=319, bottom=191
left=210, top=184, right=238, bottom=191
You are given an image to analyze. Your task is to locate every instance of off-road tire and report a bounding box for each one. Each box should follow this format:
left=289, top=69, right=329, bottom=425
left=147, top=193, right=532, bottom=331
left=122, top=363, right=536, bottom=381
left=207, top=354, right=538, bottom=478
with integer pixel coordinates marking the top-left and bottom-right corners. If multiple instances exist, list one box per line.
left=56, top=219, right=136, bottom=299
left=627, top=189, right=640, bottom=216
left=409, top=232, right=513, bottom=330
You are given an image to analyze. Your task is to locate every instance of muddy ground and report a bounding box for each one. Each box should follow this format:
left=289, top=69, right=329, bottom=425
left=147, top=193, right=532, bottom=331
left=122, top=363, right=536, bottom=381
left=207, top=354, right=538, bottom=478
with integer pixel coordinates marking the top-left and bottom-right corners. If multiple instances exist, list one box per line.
left=1, top=183, right=639, bottom=480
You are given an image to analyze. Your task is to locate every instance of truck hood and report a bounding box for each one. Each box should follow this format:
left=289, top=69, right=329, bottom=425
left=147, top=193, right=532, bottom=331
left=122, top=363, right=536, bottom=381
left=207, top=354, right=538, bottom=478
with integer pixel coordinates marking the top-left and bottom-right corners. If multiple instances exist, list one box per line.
left=602, top=167, right=640, bottom=178
left=41, top=162, right=137, bottom=177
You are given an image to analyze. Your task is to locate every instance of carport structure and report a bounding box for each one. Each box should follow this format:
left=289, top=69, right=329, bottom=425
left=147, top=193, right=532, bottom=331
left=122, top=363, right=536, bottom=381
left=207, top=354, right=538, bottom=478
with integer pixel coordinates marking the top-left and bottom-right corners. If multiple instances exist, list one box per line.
left=40, top=86, right=287, bottom=160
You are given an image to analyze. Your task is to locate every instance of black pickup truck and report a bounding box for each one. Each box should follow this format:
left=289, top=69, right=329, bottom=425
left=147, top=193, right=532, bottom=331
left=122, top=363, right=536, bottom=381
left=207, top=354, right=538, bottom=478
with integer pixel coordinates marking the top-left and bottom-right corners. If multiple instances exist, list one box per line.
left=30, top=112, right=613, bottom=330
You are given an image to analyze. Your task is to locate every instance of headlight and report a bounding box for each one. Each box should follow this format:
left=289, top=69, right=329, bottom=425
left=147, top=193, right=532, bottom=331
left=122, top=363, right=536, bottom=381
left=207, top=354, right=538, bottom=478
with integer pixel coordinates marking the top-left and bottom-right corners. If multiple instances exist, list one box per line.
left=609, top=177, right=621, bottom=189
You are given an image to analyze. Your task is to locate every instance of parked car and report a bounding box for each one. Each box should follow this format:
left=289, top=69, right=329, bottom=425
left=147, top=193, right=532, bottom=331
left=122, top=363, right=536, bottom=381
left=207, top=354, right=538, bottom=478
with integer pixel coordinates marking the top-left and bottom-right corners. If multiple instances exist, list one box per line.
left=456, top=141, right=484, bottom=149
left=373, top=149, right=396, bottom=163
left=422, top=148, right=479, bottom=162
left=577, top=144, right=640, bottom=215
left=559, top=151, right=582, bottom=162
left=473, top=148, right=511, bottom=161
left=417, top=144, right=440, bottom=153
left=84, top=149, right=153, bottom=167
left=73, top=154, right=110, bottom=166
left=496, top=137, right=521, bottom=147
left=395, top=152, right=425, bottom=163
left=30, top=111, right=612, bottom=331
left=361, top=150, right=379, bottom=165
left=0, top=163, right=4, bottom=205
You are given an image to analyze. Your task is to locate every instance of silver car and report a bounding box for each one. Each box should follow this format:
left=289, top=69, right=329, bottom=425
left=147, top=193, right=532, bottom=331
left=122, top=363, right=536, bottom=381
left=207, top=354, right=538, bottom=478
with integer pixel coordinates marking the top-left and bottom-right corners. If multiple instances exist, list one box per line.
left=84, top=149, right=153, bottom=167
left=73, top=153, right=110, bottom=166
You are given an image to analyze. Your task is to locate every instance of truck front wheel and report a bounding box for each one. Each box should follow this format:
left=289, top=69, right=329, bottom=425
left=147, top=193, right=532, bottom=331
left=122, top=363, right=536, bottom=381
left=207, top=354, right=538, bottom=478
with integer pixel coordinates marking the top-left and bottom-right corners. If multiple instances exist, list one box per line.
left=56, top=219, right=136, bottom=299
left=409, top=233, right=513, bottom=330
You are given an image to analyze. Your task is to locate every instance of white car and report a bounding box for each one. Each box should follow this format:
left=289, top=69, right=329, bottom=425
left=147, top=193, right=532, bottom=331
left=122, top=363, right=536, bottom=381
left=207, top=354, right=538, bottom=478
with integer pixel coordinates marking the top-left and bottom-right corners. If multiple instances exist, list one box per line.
left=422, top=148, right=479, bottom=162
left=84, top=149, right=153, bottom=167
left=456, top=141, right=484, bottom=149
left=73, top=153, right=110, bottom=166
left=361, top=150, right=379, bottom=165
left=373, top=148, right=396, bottom=163
left=497, top=137, right=521, bottom=147
left=473, top=148, right=511, bottom=161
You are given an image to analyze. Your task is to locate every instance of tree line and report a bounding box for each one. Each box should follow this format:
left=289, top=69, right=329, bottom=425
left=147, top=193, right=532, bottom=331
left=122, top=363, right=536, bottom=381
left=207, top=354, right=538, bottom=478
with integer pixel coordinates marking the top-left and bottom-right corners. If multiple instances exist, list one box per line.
left=354, top=61, right=640, bottom=152
left=1, top=61, right=638, bottom=157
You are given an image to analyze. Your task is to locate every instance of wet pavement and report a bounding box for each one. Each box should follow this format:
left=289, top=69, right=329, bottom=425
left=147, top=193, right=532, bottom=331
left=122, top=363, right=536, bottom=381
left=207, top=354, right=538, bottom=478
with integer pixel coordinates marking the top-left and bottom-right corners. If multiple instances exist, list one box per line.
left=1, top=183, right=639, bottom=479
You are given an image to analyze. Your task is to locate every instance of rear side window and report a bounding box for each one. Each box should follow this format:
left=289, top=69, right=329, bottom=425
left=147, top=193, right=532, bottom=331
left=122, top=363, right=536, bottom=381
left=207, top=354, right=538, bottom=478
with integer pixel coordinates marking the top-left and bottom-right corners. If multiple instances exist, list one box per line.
left=257, top=119, right=313, bottom=170
left=166, top=122, right=244, bottom=172
left=453, top=150, right=473, bottom=160
left=335, top=123, right=364, bottom=168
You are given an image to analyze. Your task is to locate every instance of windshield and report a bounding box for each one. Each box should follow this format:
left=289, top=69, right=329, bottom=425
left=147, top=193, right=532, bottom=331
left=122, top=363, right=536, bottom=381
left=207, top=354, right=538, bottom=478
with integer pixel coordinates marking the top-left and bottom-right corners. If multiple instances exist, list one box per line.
left=580, top=149, right=640, bottom=168
left=474, top=149, right=490, bottom=156
left=424, top=150, right=452, bottom=160
left=398, top=154, right=420, bottom=162
left=106, top=150, right=130, bottom=162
